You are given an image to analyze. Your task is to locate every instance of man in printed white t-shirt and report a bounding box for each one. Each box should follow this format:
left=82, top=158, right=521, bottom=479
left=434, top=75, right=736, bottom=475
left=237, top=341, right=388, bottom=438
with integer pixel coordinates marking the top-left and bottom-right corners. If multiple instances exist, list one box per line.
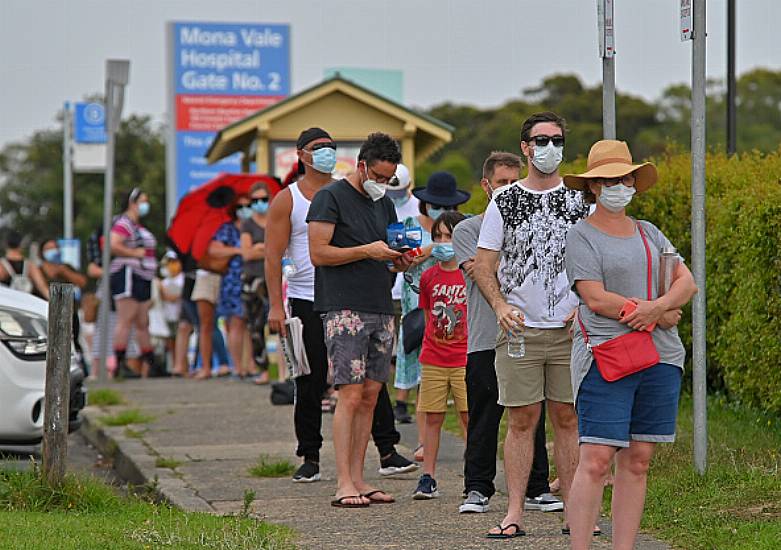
left=474, top=112, right=590, bottom=538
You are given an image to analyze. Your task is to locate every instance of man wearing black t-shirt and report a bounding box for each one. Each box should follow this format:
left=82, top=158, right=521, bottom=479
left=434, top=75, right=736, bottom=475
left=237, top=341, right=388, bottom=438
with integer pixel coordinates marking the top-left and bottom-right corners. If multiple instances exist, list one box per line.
left=307, top=133, right=412, bottom=508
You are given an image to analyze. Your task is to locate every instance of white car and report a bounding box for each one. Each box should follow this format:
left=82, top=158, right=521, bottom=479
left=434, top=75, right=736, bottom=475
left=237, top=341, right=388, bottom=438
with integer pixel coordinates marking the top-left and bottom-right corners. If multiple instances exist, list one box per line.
left=0, top=285, right=86, bottom=445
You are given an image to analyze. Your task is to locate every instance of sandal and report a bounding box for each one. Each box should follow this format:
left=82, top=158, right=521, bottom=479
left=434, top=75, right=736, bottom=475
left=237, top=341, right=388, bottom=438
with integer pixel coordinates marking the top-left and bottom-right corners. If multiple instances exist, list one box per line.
left=486, top=523, right=526, bottom=539
left=330, top=495, right=370, bottom=508
left=413, top=444, right=424, bottom=462
left=361, top=490, right=395, bottom=504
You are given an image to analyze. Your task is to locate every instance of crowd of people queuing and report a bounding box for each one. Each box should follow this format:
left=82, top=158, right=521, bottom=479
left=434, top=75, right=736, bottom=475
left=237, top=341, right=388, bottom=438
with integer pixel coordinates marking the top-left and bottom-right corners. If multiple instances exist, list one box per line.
left=0, top=110, right=698, bottom=549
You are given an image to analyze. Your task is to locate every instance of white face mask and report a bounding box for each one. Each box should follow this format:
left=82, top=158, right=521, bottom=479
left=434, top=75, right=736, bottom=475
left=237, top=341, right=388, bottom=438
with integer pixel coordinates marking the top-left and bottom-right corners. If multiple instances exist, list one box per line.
left=531, top=142, right=564, bottom=174
left=598, top=183, right=636, bottom=212
left=361, top=164, right=387, bottom=201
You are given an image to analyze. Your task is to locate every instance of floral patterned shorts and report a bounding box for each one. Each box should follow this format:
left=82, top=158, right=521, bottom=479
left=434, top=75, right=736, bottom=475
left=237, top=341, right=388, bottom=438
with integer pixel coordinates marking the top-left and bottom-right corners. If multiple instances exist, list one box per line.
left=323, top=310, right=395, bottom=387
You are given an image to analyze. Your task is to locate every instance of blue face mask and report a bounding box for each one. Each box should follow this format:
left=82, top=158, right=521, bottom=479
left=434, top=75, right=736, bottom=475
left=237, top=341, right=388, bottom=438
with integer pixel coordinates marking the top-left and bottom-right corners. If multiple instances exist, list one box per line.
left=138, top=201, right=150, bottom=217
left=428, top=206, right=449, bottom=220
left=43, top=249, right=61, bottom=263
left=311, top=147, right=337, bottom=174
left=237, top=206, right=253, bottom=220
left=251, top=200, right=269, bottom=214
left=431, top=243, right=455, bottom=262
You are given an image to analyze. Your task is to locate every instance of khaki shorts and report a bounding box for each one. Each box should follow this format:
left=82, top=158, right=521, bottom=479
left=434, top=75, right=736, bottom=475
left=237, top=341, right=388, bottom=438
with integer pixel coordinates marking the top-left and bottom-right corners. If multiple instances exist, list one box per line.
left=417, top=364, right=468, bottom=413
left=494, top=325, right=574, bottom=407
left=191, top=270, right=221, bottom=304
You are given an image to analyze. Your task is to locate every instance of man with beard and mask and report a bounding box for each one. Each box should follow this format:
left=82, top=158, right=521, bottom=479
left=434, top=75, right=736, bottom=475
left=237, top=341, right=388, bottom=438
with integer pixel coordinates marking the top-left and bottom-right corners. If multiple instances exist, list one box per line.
left=474, top=113, right=590, bottom=538
left=266, top=128, right=417, bottom=487
left=307, top=132, right=413, bottom=508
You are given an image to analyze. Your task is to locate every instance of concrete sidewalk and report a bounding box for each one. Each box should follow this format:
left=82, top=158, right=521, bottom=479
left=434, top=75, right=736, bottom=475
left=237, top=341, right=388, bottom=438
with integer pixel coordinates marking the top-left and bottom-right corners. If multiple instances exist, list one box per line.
left=82, top=378, right=668, bottom=549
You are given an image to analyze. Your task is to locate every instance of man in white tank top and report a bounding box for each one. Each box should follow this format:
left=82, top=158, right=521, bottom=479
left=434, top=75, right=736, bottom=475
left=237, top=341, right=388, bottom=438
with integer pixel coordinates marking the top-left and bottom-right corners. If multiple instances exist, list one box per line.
left=266, top=128, right=417, bottom=485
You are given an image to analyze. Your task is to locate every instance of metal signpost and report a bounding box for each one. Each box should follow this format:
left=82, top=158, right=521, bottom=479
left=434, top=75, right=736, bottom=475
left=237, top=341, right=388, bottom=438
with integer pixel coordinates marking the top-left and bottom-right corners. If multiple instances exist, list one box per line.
left=97, top=60, right=130, bottom=381
left=685, top=0, right=708, bottom=475
left=598, top=0, right=616, bottom=139
left=726, top=0, right=737, bottom=156
left=165, top=21, right=290, bottom=221
left=62, top=103, right=73, bottom=239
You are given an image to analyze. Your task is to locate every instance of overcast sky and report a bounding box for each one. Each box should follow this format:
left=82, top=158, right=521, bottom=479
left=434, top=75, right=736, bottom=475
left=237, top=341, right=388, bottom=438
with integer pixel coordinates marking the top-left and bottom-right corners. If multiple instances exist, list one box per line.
left=1, top=0, right=779, bottom=147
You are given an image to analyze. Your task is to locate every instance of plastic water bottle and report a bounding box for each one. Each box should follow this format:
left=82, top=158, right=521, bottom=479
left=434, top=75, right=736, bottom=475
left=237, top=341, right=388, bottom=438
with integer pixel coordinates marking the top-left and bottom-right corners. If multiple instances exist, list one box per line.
left=507, top=307, right=525, bottom=358
left=282, top=257, right=297, bottom=278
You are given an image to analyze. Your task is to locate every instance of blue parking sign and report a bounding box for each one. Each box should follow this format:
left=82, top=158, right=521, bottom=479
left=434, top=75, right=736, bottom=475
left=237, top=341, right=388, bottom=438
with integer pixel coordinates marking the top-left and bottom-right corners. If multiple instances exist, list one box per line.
left=74, top=102, right=107, bottom=144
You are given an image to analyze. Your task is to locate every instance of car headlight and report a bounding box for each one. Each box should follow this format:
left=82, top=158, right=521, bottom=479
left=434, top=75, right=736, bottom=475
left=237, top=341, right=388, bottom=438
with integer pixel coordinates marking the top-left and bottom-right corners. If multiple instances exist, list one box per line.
left=0, top=307, right=47, bottom=360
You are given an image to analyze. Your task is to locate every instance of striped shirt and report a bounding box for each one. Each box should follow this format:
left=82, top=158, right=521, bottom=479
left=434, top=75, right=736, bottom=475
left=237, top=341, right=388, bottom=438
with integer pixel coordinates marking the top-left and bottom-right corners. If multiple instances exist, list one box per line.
left=109, top=214, right=157, bottom=280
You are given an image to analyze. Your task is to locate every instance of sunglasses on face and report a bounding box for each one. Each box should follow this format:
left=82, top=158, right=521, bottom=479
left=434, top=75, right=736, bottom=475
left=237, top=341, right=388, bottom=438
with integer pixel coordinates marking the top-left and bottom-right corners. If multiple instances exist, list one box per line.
left=251, top=197, right=269, bottom=204
left=309, top=142, right=337, bottom=151
left=428, top=204, right=456, bottom=211
left=596, top=175, right=635, bottom=187
left=529, top=135, right=565, bottom=147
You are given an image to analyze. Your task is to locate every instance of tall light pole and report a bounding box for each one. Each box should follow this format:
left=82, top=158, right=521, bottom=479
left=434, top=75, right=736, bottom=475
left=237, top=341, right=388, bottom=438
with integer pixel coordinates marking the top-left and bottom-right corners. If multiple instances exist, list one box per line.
left=690, top=0, right=708, bottom=475
left=98, top=59, right=130, bottom=381
left=599, top=0, right=617, bottom=139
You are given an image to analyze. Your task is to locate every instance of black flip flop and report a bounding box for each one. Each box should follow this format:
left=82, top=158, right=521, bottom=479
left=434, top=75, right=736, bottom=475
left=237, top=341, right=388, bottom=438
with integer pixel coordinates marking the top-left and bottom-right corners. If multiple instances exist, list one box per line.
left=486, top=523, right=526, bottom=539
left=361, top=490, right=395, bottom=504
left=331, top=495, right=370, bottom=508
left=562, top=526, right=602, bottom=536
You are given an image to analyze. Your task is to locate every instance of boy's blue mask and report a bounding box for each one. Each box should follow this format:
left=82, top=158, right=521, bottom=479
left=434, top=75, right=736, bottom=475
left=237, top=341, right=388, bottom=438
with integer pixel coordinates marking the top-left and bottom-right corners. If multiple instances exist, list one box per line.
left=431, top=243, right=455, bottom=261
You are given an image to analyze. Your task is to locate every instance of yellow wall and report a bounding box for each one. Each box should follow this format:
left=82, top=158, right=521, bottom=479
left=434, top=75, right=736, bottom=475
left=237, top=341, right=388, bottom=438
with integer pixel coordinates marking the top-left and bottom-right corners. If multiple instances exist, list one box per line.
left=254, top=91, right=419, bottom=176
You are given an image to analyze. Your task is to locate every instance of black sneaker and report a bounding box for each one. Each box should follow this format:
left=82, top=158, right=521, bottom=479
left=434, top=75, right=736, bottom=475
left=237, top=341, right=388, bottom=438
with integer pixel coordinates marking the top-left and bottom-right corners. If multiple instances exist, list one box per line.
left=412, top=474, right=439, bottom=499
left=378, top=451, right=419, bottom=476
left=292, top=461, right=321, bottom=483
left=393, top=402, right=412, bottom=424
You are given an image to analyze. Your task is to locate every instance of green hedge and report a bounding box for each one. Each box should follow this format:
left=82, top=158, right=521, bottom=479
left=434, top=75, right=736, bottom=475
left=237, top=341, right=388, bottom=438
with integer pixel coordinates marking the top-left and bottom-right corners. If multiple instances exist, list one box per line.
left=460, top=147, right=781, bottom=414
left=620, top=148, right=781, bottom=414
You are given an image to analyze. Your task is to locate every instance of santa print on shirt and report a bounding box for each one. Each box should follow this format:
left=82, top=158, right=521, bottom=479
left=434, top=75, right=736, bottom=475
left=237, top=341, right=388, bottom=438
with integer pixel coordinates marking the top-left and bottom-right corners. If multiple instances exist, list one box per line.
left=418, top=264, right=468, bottom=368
left=493, top=184, right=589, bottom=317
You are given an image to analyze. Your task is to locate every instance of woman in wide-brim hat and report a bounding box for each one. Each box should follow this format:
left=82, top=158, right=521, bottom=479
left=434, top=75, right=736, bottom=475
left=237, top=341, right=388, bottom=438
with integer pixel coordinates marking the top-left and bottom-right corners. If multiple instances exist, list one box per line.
left=562, top=140, right=698, bottom=549
left=393, top=171, right=470, bottom=461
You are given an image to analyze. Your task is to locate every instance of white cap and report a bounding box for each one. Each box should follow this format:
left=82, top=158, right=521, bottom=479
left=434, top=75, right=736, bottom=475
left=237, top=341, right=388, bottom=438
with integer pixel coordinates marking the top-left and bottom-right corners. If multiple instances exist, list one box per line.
left=389, top=163, right=411, bottom=190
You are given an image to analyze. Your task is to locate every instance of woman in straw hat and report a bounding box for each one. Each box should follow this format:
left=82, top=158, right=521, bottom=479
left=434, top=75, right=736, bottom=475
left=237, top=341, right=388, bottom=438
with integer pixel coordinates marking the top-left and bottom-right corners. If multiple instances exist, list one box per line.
left=562, top=140, right=697, bottom=549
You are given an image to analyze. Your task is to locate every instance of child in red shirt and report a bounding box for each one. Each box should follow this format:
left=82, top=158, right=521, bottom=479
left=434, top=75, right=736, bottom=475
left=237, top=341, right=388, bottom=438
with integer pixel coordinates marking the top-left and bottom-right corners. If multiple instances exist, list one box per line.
left=413, top=211, right=468, bottom=500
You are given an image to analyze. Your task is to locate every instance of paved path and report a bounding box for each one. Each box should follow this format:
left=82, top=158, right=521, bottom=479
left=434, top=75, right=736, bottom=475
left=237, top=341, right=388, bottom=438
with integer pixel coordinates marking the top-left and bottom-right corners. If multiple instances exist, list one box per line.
left=81, top=378, right=668, bottom=549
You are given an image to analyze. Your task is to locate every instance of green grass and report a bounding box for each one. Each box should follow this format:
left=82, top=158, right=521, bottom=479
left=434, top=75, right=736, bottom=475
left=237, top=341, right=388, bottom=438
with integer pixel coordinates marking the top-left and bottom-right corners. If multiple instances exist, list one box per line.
left=100, top=409, right=155, bottom=427
left=248, top=455, right=296, bottom=478
left=155, top=457, right=183, bottom=470
left=88, top=388, right=125, bottom=407
left=630, top=394, right=781, bottom=549
left=0, top=468, right=294, bottom=549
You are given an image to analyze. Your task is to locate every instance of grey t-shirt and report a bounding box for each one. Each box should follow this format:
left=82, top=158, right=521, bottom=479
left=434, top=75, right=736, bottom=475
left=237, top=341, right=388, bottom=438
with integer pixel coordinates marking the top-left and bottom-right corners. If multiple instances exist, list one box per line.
left=241, top=218, right=265, bottom=279
left=565, top=219, right=686, bottom=399
left=453, top=215, right=498, bottom=353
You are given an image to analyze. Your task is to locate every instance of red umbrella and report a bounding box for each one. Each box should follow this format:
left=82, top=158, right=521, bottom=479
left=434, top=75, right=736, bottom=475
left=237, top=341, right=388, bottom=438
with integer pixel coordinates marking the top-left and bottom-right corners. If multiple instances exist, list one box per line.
left=167, top=173, right=280, bottom=261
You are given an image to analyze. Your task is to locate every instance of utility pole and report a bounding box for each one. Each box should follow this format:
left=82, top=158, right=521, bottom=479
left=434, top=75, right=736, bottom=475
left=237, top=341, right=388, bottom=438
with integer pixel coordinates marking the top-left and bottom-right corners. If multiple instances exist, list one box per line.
left=690, top=0, right=708, bottom=475
left=98, top=60, right=130, bottom=381
left=63, top=102, right=73, bottom=239
left=599, top=0, right=616, bottom=139
left=726, top=0, right=737, bottom=155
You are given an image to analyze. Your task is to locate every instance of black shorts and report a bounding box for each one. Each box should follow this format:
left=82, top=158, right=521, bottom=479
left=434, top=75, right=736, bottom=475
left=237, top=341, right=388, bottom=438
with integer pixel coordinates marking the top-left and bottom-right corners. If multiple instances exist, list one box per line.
left=110, top=266, right=151, bottom=302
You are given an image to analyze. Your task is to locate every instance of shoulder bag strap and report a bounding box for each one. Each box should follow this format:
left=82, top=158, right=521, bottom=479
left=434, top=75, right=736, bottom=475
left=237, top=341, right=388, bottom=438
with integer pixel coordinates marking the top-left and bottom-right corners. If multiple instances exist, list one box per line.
left=577, top=222, right=654, bottom=348
left=0, top=257, right=15, bottom=277
left=636, top=222, right=653, bottom=300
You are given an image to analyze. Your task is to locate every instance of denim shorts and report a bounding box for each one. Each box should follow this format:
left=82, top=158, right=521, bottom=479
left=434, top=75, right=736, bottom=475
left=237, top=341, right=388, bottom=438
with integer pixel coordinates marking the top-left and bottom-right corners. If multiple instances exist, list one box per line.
left=576, top=361, right=682, bottom=448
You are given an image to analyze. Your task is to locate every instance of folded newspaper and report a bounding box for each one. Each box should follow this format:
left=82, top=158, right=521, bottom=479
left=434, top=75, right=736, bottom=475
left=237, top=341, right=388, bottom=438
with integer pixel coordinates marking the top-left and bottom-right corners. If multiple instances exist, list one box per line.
left=279, top=317, right=311, bottom=379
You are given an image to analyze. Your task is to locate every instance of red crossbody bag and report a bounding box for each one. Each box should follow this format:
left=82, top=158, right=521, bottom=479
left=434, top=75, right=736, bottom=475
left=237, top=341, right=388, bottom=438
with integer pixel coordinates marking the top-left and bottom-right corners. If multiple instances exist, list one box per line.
left=576, top=223, right=660, bottom=382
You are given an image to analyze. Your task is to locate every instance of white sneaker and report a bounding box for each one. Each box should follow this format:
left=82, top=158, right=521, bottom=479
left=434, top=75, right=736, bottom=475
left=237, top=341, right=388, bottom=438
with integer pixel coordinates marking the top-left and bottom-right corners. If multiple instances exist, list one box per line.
left=459, top=490, right=489, bottom=513
left=525, top=492, right=564, bottom=512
